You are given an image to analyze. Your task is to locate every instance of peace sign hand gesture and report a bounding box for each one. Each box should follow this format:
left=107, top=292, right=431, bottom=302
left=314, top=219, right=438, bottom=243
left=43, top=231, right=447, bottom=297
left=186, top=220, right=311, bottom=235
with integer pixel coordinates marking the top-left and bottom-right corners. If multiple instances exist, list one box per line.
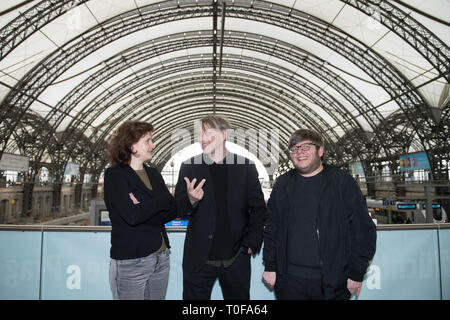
left=184, top=177, right=206, bottom=205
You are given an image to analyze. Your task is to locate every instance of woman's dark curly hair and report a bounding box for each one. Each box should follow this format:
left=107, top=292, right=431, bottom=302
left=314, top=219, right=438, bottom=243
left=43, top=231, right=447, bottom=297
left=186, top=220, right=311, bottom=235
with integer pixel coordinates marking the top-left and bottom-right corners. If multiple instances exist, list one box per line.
left=106, top=121, right=154, bottom=166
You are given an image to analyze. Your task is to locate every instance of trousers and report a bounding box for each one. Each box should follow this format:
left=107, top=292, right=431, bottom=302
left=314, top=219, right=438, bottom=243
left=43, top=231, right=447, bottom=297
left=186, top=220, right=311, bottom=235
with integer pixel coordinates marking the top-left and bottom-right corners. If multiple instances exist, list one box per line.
left=109, top=248, right=170, bottom=300
left=183, top=250, right=251, bottom=300
left=275, top=273, right=351, bottom=300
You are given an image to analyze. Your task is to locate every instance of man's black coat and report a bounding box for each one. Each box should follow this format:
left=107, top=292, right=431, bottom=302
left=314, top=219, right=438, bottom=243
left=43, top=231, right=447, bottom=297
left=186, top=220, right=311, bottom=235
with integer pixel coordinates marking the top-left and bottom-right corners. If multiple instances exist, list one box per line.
left=175, top=152, right=267, bottom=272
left=263, top=164, right=377, bottom=288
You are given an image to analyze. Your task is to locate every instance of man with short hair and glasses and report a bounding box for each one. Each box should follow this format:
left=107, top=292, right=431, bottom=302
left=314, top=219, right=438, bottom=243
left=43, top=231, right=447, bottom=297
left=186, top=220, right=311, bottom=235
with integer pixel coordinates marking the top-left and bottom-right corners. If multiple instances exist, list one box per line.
left=262, top=128, right=376, bottom=300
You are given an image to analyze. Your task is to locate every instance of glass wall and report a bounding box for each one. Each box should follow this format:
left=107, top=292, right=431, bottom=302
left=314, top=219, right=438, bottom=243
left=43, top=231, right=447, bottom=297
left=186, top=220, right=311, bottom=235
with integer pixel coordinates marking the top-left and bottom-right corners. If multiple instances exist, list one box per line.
left=0, top=225, right=449, bottom=300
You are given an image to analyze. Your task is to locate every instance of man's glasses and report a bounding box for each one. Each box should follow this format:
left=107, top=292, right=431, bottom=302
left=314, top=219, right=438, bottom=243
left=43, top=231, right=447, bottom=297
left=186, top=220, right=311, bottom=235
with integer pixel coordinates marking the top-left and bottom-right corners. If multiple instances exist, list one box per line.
left=289, top=143, right=320, bottom=154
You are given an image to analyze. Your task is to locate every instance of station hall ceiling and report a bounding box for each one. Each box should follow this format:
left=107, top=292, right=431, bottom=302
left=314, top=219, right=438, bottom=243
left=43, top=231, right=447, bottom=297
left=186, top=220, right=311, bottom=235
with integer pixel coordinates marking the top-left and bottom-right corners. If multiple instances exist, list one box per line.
left=0, top=0, right=449, bottom=175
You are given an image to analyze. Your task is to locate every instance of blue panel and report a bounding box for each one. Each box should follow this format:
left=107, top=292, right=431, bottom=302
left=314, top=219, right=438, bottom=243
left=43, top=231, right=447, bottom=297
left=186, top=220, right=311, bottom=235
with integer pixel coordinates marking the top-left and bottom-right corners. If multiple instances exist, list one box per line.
left=439, top=228, right=450, bottom=300
left=40, top=231, right=112, bottom=300
left=166, top=232, right=184, bottom=300
left=247, top=251, right=276, bottom=300
left=168, top=230, right=441, bottom=300
left=399, top=152, right=430, bottom=171
left=165, top=218, right=189, bottom=227
left=0, top=231, right=41, bottom=300
left=1, top=228, right=447, bottom=300
left=354, top=229, right=441, bottom=300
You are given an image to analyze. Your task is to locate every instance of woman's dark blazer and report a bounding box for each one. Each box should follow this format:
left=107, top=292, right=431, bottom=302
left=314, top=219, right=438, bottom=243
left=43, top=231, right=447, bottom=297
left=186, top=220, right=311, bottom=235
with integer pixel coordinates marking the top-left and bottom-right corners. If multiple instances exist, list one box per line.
left=104, top=164, right=192, bottom=260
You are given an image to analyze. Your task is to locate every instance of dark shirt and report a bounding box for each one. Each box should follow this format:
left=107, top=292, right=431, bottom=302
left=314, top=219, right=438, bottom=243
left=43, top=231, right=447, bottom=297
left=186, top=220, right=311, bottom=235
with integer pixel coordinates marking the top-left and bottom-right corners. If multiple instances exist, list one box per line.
left=287, top=171, right=323, bottom=279
left=135, top=169, right=167, bottom=253
left=207, top=156, right=234, bottom=260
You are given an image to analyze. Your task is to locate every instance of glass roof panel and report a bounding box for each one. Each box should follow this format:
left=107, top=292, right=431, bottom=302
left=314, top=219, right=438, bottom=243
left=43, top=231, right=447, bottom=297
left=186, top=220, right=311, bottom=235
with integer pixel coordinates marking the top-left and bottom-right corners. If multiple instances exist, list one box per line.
left=0, top=0, right=448, bottom=167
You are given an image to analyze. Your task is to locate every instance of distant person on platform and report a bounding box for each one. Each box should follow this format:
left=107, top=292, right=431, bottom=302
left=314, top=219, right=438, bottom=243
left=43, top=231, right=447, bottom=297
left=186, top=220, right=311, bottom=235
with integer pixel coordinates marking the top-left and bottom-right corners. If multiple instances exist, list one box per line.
left=175, top=115, right=267, bottom=300
left=262, top=128, right=376, bottom=300
left=104, top=121, right=204, bottom=300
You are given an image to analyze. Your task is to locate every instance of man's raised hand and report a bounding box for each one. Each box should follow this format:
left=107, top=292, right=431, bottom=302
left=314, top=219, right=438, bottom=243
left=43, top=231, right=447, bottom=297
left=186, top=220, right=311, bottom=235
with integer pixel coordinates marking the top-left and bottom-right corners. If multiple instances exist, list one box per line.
left=184, top=177, right=206, bottom=205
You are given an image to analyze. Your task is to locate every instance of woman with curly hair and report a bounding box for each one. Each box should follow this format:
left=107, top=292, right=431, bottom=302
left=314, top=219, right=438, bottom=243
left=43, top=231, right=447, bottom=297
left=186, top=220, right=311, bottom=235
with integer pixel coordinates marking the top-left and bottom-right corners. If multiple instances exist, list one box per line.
left=104, top=121, right=205, bottom=300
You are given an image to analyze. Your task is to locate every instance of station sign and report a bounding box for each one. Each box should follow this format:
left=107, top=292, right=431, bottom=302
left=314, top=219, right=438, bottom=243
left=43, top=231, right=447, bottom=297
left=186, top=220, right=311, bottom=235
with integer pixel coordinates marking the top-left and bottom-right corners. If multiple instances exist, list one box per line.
left=397, top=203, right=417, bottom=210
left=422, top=204, right=441, bottom=209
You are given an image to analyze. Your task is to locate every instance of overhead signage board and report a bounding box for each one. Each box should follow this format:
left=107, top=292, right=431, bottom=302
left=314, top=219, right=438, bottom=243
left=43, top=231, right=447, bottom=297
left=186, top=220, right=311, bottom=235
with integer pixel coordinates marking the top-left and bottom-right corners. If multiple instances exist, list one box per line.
left=0, top=153, right=29, bottom=171
left=399, top=152, right=430, bottom=171
left=64, top=162, right=80, bottom=176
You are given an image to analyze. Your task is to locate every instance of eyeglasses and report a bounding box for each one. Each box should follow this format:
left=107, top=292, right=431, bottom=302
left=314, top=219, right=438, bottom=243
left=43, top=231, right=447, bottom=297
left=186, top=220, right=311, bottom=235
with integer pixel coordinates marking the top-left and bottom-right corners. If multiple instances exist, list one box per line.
left=289, top=143, right=320, bottom=153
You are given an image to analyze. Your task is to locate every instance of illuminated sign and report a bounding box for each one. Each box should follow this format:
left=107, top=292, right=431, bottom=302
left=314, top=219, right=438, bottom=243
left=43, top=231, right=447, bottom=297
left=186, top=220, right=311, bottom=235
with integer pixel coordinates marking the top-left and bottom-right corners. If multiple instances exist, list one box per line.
left=422, top=204, right=441, bottom=209
left=165, top=218, right=189, bottom=227
left=397, top=204, right=417, bottom=210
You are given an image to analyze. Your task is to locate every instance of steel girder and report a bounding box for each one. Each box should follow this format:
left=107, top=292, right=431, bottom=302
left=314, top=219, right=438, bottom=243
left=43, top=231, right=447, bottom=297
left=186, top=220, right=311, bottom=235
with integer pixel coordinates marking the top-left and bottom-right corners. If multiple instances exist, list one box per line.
left=92, top=74, right=336, bottom=139
left=0, top=2, right=212, bottom=147
left=224, top=1, right=448, bottom=154
left=227, top=5, right=421, bottom=122
left=116, top=89, right=336, bottom=162
left=7, top=42, right=369, bottom=179
left=145, top=102, right=291, bottom=168
left=1, top=0, right=447, bottom=81
left=37, top=28, right=382, bottom=170
left=4, top=110, right=56, bottom=159
left=0, top=0, right=448, bottom=176
left=19, top=30, right=368, bottom=143
left=222, top=34, right=403, bottom=157
left=0, top=1, right=424, bottom=138
left=91, top=101, right=298, bottom=176
left=136, top=99, right=345, bottom=172
left=61, top=53, right=348, bottom=143
left=49, top=54, right=358, bottom=169
left=343, top=0, right=449, bottom=82
left=0, top=0, right=88, bottom=60
left=87, top=90, right=347, bottom=173
left=74, top=83, right=335, bottom=173
left=343, top=0, right=450, bottom=179
left=71, top=61, right=347, bottom=170
left=145, top=102, right=345, bottom=170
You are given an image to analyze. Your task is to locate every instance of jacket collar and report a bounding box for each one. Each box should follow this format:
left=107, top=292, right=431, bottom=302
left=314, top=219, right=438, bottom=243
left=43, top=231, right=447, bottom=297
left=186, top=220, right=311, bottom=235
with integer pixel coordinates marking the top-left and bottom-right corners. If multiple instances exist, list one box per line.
left=283, top=162, right=338, bottom=202
left=320, top=163, right=338, bottom=189
left=201, top=149, right=234, bottom=165
left=123, top=164, right=154, bottom=196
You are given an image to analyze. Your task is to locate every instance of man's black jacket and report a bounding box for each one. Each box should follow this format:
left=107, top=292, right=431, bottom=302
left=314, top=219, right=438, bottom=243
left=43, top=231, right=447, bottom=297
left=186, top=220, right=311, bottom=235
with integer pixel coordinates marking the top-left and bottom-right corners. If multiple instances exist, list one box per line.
left=263, top=164, right=376, bottom=287
left=175, top=152, right=267, bottom=272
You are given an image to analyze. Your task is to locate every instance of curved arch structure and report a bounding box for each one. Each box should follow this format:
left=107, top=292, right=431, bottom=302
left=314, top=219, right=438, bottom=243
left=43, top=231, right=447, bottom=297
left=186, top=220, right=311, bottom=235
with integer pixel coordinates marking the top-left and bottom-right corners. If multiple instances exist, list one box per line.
left=0, top=0, right=448, bottom=185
